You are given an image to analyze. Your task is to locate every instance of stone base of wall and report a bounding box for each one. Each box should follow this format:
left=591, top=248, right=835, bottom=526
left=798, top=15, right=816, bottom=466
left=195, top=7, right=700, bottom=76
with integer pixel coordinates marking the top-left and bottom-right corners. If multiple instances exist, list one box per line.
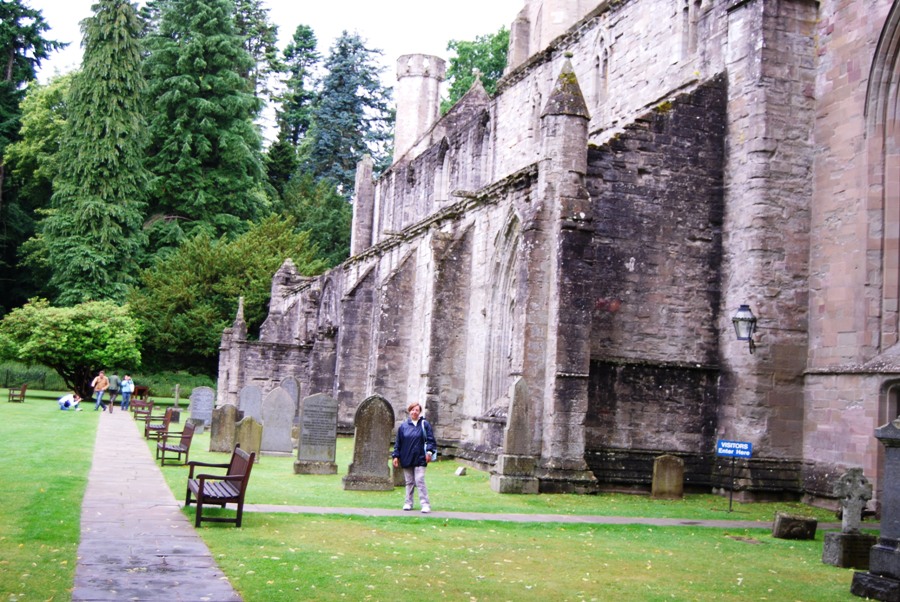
left=586, top=448, right=806, bottom=500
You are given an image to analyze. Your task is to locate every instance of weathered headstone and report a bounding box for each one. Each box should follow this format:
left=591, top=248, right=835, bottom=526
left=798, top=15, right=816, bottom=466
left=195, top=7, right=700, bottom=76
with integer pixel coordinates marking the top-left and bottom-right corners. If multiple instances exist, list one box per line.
left=343, top=395, right=395, bottom=491
left=210, top=404, right=243, bottom=453
left=823, top=468, right=876, bottom=570
left=173, top=384, right=181, bottom=408
left=235, top=416, right=262, bottom=463
left=772, top=512, right=818, bottom=540
left=238, top=385, right=263, bottom=422
left=853, top=420, right=900, bottom=598
left=491, top=378, right=539, bottom=494
left=189, top=386, right=215, bottom=427
left=280, top=376, right=301, bottom=423
left=261, top=386, right=293, bottom=455
left=187, top=417, right=206, bottom=435
left=294, top=393, right=339, bottom=474
left=651, top=454, right=684, bottom=500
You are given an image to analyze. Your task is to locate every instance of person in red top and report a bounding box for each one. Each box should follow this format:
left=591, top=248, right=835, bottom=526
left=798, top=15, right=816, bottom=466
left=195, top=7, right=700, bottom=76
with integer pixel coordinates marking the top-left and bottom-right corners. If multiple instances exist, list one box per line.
left=391, top=402, right=437, bottom=513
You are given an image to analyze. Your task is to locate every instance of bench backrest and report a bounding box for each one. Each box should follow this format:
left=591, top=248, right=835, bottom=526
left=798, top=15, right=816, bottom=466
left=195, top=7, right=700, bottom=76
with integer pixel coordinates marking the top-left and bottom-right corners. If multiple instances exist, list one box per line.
left=179, top=421, right=196, bottom=447
left=134, top=385, right=150, bottom=401
left=227, top=446, right=255, bottom=497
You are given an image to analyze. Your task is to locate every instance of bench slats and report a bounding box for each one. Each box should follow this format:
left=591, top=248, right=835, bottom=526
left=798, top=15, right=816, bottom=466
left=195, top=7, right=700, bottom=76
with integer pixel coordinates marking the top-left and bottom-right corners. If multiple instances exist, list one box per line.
left=184, top=446, right=255, bottom=527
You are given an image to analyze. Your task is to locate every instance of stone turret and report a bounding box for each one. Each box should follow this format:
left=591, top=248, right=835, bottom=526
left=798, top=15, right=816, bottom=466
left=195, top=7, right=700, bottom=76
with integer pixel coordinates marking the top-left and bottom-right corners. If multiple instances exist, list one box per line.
left=393, top=54, right=446, bottom=161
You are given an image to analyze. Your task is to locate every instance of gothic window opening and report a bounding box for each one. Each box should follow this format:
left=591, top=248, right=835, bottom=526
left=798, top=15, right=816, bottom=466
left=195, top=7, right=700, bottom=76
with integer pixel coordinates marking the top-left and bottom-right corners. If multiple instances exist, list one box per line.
left=483, top=215, right=521, bottom=411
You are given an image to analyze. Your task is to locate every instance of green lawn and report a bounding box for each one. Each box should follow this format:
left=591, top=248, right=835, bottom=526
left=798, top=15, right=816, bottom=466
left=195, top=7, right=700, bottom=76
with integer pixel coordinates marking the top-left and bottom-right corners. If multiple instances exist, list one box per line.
left=0, top=394, right=868, bottom=601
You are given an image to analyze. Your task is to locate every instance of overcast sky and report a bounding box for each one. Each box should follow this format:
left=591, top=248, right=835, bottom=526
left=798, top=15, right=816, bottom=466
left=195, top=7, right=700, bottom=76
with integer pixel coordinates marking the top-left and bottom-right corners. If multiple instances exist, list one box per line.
left=29, top=0, right=525, bottom=83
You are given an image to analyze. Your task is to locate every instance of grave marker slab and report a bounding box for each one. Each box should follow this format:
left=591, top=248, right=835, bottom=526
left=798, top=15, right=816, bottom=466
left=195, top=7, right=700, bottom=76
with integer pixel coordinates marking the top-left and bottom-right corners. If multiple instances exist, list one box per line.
left=261, top=386, right=293, bottom=455
left=294, top=393, right=339, bottom=474
left=238, top=385, right=263, bottom=422
left=210, top=404, right=243, bottom=453
left=189, top=386, right=215, bottom=427
left=235, top=417, right=262, bottom=463
left=343, top=395, right=394, bottom=491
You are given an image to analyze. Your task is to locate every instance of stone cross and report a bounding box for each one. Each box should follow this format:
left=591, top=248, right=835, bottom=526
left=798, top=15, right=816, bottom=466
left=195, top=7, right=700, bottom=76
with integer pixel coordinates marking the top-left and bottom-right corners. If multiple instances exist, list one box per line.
left=835, top=468, right=872, bottom=533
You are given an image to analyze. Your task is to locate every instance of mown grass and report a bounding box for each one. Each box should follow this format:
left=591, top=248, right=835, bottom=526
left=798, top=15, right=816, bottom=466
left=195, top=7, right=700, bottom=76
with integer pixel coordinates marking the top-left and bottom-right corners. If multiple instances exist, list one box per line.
left=0, top=397, right=97, bottom=599
left=0, top=394, right=867, bottom=601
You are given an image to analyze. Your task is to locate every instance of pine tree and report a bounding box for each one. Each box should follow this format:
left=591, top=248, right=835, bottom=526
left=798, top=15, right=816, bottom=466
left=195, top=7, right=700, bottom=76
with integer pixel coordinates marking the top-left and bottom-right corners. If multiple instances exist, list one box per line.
left=302, top=31, right=393, bottom=197
left=278, top=24, right=319, bottom=146
left=233, top=0, right=280, bottom=101
left=143, top=0, right=267, bottom=249
left=38, top=0, right=148, bottom=306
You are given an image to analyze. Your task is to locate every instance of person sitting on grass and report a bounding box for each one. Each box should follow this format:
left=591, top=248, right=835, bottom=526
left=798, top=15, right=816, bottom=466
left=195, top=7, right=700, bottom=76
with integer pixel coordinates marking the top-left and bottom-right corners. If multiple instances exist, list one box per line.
left=58, top=393, right=82, bottom=411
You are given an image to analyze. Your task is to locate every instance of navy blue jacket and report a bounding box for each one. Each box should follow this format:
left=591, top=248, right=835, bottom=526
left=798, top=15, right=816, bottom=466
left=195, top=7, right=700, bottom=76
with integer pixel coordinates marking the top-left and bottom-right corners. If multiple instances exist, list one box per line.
left=392, top=418, right=437, bottom=468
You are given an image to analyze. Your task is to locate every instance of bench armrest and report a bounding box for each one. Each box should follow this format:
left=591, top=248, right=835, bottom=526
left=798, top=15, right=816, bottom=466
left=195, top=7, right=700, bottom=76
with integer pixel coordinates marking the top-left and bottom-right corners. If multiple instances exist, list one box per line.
left=187, top=461, right=230, bottom=478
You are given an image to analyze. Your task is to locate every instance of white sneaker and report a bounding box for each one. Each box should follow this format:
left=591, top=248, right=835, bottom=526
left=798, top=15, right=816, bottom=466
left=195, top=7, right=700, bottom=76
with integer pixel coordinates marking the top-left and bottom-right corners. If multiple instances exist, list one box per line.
left=402, top=503, right=412, bottom=511
left=421, top=504, right=431, bottom=513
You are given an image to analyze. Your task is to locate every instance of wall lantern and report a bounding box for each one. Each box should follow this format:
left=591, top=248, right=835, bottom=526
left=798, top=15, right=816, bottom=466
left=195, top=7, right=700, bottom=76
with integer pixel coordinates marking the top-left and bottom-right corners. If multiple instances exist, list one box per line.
left=732, top=304, right=757, bottom=354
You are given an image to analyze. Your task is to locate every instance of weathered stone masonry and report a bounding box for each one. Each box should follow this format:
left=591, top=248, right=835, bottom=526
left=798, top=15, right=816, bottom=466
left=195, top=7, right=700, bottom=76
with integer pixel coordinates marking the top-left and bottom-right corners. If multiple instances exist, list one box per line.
left=220, top=0, right=900, bottom=504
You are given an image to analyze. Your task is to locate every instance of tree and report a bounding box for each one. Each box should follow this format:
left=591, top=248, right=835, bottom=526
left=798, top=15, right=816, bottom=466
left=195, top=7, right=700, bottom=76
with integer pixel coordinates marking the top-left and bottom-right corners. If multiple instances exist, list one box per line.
left=442, top=27, right=510, bottom=113
left=0, top=298, right=141, bottom=398
left=283, top=173, right=351, bottom=267
left=143, top=0, right=268, bottom=251
left=264, top=132, right=298, bottom=200
left=0, top=0, right=64, bottom=212
left=278, top=24, right=319, bottom=146
left=129, top=215, right=326, bottom=374
left=302, top=31, right=393, bottom=197
left=1, top=74, right=71, bottom=308
left=233, top=0, right=280, bottom=100
left=37, top=0, right=149, bottom=306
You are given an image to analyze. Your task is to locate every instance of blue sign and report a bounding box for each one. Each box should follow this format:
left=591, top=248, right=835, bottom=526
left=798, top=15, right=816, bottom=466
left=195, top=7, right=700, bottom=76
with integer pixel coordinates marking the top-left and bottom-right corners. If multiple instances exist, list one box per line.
left=716, top=439, right=752, bottom=458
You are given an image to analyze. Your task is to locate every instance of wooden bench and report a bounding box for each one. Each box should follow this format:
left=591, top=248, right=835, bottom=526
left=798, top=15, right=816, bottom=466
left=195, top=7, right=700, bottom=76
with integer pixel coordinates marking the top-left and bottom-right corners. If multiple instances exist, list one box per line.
left=133, top=385, right=150, bottom=402
left=7, top=384, right=27, bottom=403
left=131, top=399, right=153, bottom=421
left=185, top=446, right=255, bottom=527
left=144, top=407, right=173, bottom=441
left=157, top=421, right=196, bottom=466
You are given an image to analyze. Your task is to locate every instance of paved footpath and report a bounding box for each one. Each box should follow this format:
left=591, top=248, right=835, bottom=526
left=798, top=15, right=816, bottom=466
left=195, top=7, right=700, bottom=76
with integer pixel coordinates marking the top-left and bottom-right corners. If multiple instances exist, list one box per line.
left=73, top=409, right=241, bottom=602
left=72, top=408, right=853, bottom=600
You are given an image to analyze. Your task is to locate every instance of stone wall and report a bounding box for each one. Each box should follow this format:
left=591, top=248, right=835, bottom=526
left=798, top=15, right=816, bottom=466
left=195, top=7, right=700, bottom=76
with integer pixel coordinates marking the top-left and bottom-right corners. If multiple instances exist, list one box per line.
left=217, top=0, right=900, bottom=503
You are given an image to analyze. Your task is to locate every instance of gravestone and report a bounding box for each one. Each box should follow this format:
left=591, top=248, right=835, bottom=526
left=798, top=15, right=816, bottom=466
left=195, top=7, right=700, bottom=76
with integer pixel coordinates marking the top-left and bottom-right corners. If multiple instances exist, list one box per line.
left=343, top=395, right=395, bottom=491
left=772, top=512, right=817, bottom=540
left=187, top=417, right=206, bottom=435
left=189, top=386, right=215, bottom=427
left=173, top=384, right=181, bottom=408
left=238, top=385, right=263, bottom=422
left=853, top=420, right=900, bottom=599
left=294, top=393, right=339, bottom=474
left=651, top=454, right=684, bottom=499
left=210, top=404, right=243, bottom=453
left=491, top=378, right=539, bottom=494
left=280, top=376, right=301, bottom=423
left=823, top=468, right=876, bottom=570
left=235, top=416, right=263, bottom=463
left=261, top=386, right=293, bottom=455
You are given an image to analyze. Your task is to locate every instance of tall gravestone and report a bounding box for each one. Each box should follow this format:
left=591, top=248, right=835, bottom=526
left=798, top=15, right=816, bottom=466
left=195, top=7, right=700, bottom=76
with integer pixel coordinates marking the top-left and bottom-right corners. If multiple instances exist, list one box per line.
left=210, top=404, right=243, bottom=453
left=261, top=386, right=294, bottom=455
left=189, top=386, right=215, bottom=427
left=343, top=395, right=395, bottom=491
left=853, top=420, right=900, bottom=599
left=238, top=385, right=263, bottom=422
left=824, top=468, right=876, bottom=569
left=491, top=378, right=538, bottom=494
left=280, top=376, right=301, bottom=423
left=294, top=393, right=339, bottom=474
left=235, top=416, right=263, bottom=463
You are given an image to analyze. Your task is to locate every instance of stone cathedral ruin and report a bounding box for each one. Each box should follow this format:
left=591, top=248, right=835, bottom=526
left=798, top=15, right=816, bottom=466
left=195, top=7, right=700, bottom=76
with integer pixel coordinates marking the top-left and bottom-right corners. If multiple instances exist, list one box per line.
left=219, top=0, right=900, bottom=504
